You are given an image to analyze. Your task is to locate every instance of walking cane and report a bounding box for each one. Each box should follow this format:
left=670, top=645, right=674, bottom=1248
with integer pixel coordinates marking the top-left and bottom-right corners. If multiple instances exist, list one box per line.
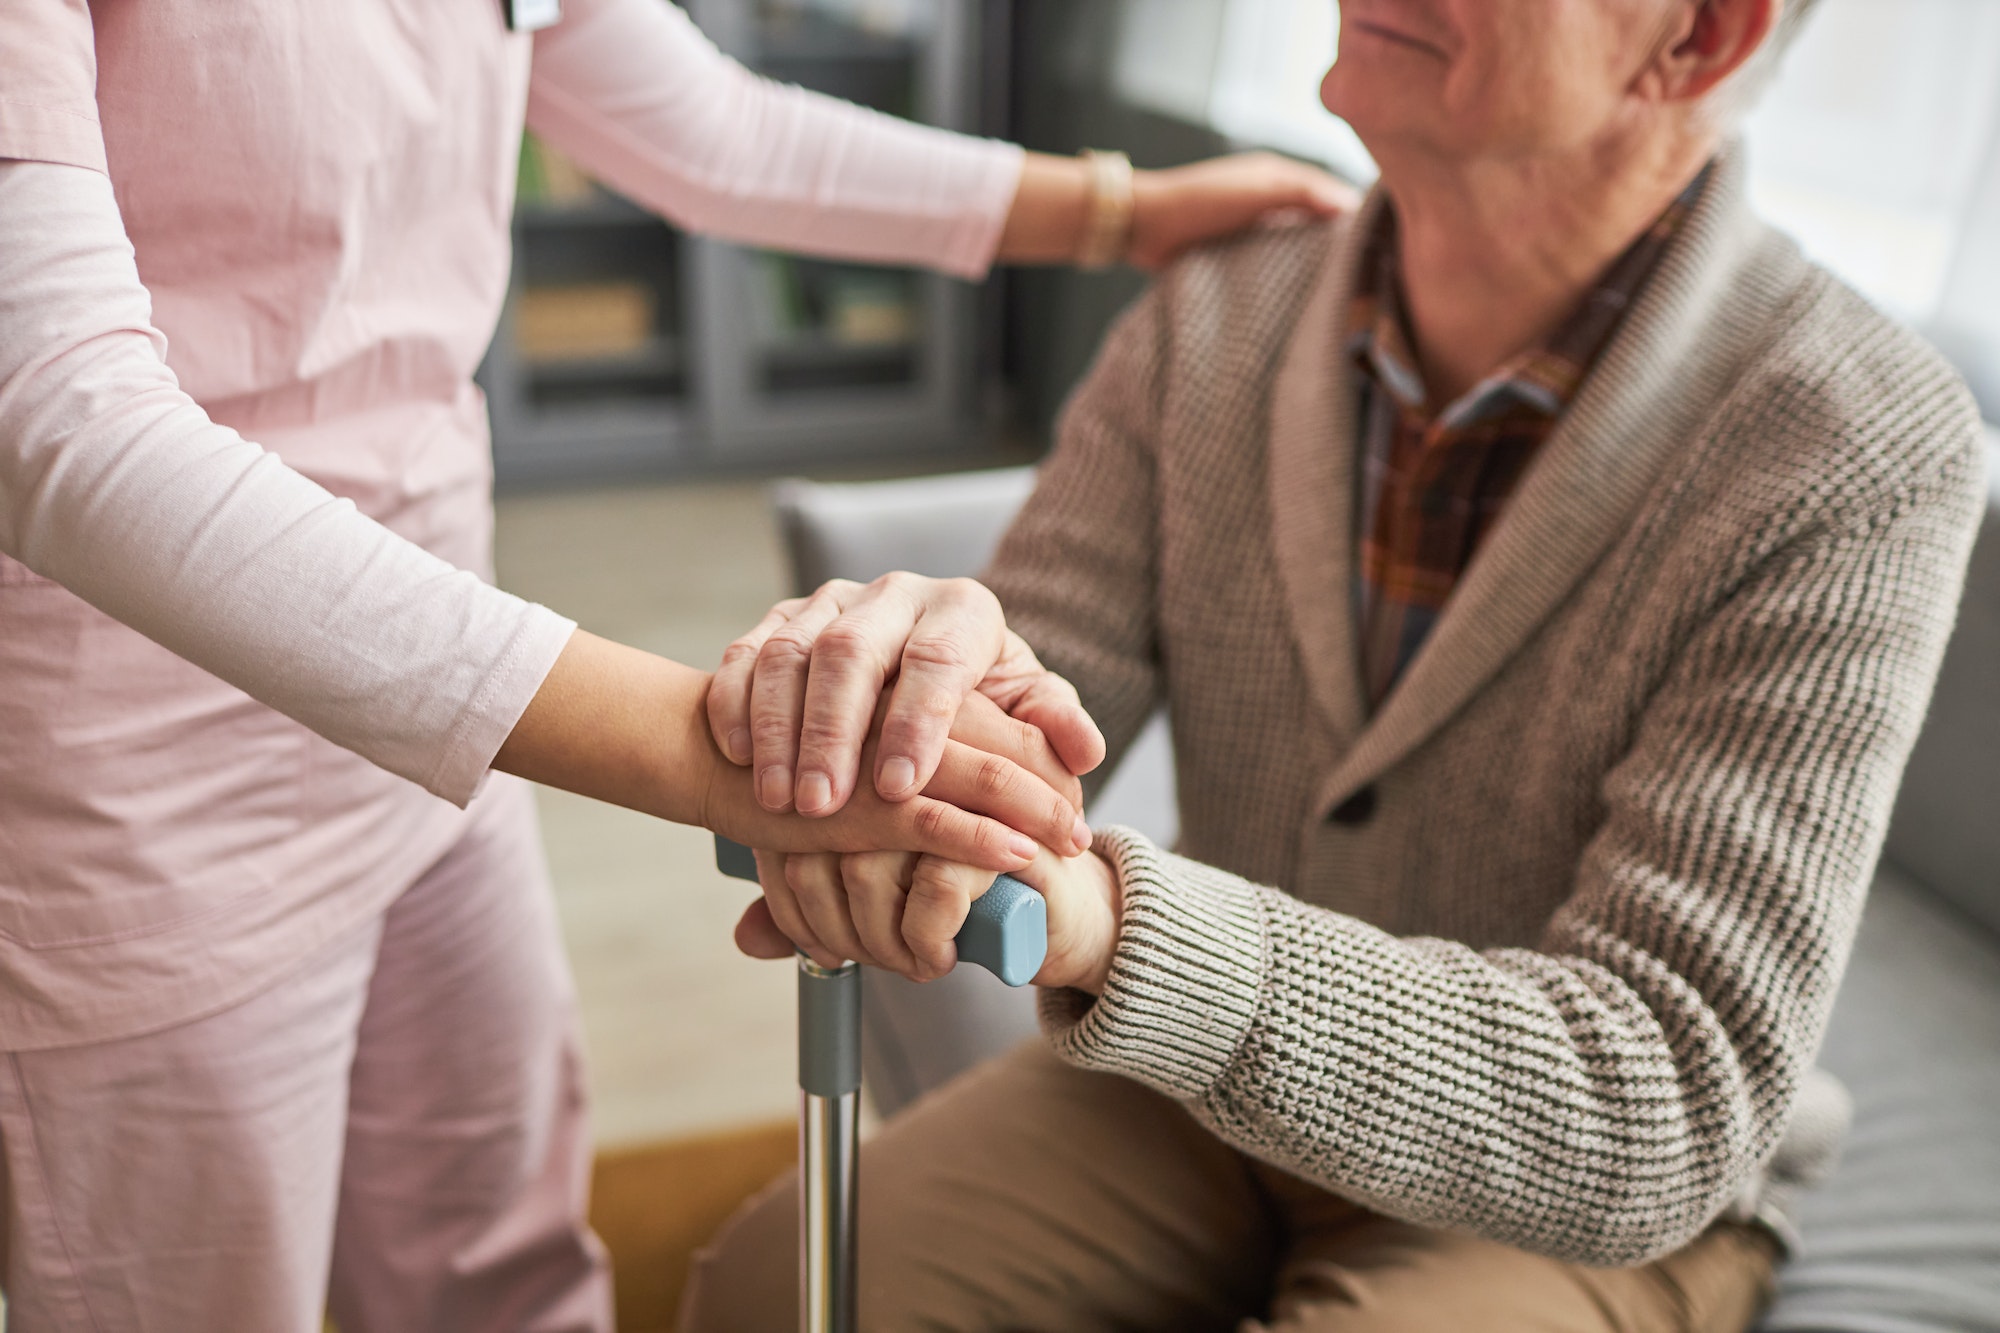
left=714, top=835, right=1047, bottom=1333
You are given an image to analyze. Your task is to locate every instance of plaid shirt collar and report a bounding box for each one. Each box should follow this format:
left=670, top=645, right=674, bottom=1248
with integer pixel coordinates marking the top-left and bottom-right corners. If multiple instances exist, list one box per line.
left=1345, top=166, right=1710, bottom=710
left=1346, top=165, right=1710, bottom=432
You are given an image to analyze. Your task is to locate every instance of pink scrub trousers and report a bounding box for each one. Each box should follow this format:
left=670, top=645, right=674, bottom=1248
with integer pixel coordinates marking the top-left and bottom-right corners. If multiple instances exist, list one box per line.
left=0, top=775, right=612, bottom=1332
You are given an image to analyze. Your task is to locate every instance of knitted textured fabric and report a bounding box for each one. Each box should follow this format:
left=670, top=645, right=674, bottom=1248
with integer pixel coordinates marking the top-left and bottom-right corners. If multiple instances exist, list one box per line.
left=989, top=145, right=1987, bottom=1268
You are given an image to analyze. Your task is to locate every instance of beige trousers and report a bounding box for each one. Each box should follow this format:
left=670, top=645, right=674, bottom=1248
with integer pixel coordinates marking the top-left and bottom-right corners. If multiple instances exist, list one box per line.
left=683, top=1041, right=1776, bottom=1333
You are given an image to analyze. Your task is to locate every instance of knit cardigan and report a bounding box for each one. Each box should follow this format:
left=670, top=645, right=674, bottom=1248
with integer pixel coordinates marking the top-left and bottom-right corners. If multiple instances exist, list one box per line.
left=986, top=147, right=1987, bottom=1267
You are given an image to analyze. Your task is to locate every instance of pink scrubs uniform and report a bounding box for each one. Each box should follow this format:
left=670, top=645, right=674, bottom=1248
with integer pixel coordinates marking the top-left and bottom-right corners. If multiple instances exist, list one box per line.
left=0, top=0, right=1021, bottom=1326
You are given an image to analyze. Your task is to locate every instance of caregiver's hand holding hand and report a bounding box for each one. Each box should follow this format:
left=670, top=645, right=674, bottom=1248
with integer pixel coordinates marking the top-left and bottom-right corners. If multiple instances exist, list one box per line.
left=706, top=573, right=1104, bottom=819
left=496, top=629, right=1085, bottom=873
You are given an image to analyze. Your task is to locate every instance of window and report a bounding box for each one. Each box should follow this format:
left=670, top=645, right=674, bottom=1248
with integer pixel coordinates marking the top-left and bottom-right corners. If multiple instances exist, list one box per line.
left=1205, top=0, right=1374, bottom=185
left=1743, top=0, right=2000, bottom=412
left=1118, top=0, right=1376, bottom=185
left=1743, top=0, right=2000, bottom=326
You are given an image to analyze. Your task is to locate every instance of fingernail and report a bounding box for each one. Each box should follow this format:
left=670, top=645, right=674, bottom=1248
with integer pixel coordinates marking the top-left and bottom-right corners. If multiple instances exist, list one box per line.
left=1007, top=833, right=1038, bottom=862
left=1072, top=815, right=1093, bottom=853
left=879, top=756, right=917, bottom=798
left=796, top=771, right=832, bottom=816
left=757, top=766, right=791, bottom=810
left=727, top=729, right=751, bottom=765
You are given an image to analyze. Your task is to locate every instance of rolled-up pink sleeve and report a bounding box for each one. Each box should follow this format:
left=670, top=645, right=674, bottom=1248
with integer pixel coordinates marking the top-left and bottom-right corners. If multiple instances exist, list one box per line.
left=526, top=0, right=1025, bottom=279
left=0, top=159, right=576, bottom=806
left=0, top=0, right=109, bottom=171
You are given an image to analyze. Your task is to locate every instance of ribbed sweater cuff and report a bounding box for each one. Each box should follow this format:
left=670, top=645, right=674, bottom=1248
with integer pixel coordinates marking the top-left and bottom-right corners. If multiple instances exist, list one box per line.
left=1039, top=827, right=1267, bottom=1100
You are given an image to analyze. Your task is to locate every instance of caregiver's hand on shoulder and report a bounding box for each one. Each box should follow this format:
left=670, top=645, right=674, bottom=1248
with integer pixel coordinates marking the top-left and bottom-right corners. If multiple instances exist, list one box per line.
left=1128, top=152, right=1360, bottom=270
left=736, top=843, right=1123, bottom=994
left=706, top=573, right=1106, bottom=820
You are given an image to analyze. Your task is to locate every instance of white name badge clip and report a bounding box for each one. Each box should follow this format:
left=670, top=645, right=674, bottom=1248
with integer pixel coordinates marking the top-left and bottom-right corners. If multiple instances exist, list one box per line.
left=504, top=0, right=563, bottom=32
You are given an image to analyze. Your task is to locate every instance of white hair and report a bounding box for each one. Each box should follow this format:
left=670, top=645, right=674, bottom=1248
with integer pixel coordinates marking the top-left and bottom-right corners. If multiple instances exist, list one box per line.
left=1706, top=0, right=1824, bottom=125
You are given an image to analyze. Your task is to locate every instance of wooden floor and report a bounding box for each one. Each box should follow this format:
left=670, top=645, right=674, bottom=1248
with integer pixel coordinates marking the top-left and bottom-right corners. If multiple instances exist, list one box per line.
left=591, top=1120, right=797, bottom=1332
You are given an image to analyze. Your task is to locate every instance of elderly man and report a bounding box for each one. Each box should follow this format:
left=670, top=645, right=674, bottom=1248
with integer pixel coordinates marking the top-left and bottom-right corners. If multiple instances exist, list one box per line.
left=688, top=0, right=1988, bottom=1327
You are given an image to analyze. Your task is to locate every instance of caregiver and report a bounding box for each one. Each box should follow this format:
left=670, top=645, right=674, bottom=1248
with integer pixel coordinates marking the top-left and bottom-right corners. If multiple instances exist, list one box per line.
left=0, top=1, right=1346, bottom=1328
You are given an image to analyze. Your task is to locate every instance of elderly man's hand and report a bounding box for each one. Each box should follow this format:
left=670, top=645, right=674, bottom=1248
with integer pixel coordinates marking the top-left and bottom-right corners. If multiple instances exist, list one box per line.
left=701, top=691, right=1088, bottom=873
left=706, top=573, right=1106, bottom=820
left=735, top=842, right=1123, bottom=995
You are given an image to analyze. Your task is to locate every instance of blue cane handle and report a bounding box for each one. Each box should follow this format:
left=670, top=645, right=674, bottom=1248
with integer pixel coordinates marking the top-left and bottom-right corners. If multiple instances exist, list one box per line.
left=713, top=836, right=1047, bottom=988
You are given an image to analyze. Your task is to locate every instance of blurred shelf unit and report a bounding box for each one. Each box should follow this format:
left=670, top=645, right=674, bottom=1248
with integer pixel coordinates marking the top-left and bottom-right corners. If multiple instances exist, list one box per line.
left=482, top=0, right=992, bottom=488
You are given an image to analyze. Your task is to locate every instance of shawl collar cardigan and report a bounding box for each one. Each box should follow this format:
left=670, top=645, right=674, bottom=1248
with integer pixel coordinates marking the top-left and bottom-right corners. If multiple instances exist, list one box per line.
left=988, top=144, right=1988, bottom=1264
left=1275, top=154, right=1808, bottom=816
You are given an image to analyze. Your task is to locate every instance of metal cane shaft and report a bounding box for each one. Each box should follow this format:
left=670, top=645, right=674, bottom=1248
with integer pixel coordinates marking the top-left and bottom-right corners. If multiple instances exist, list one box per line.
left=713, top=836, right=1049, bottom=1333
left=797, top=955, right=860, bottom=1333
left=800, top=1083, right=858, bottom=1333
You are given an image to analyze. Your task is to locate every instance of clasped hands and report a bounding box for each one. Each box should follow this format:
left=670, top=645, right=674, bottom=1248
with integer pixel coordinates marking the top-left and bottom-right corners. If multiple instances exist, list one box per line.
left=703, top=574, right=1123, bottom=995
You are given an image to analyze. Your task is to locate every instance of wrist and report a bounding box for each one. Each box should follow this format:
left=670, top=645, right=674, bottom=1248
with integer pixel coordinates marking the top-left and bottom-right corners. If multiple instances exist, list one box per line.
left=1053, top=847, right=1124, bottom=996
left=1080, top=852, right=1123, bottom=994
left=995, top=152, right=1092, bottom=265
left=494, top=631, right=722, bottom=828
left=667, top=671, right=725, bottom=830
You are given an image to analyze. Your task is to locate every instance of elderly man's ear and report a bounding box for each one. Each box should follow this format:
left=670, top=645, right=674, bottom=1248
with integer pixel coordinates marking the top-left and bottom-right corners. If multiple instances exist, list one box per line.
left=1647, top=0, right=1780, bottom=104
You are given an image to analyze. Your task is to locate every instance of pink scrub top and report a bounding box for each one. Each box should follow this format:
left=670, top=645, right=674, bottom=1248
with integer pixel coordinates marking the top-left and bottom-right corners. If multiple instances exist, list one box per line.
left=0, top=0, right=1021, bottom=1048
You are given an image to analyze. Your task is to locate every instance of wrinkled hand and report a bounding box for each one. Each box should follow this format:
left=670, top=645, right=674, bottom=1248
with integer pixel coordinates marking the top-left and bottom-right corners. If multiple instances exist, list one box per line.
left=1127, top=152, right=1359, bottom=271
left=735, top=842, right=1123, bottom=995
left=701, top=689, right=1090, bottom=873
left=707, top=573, right=1106, bottom=820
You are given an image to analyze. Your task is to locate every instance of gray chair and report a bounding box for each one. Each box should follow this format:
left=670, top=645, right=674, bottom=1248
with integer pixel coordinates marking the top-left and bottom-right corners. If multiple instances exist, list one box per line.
left=769, top=433, right=2000, bottom=1330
